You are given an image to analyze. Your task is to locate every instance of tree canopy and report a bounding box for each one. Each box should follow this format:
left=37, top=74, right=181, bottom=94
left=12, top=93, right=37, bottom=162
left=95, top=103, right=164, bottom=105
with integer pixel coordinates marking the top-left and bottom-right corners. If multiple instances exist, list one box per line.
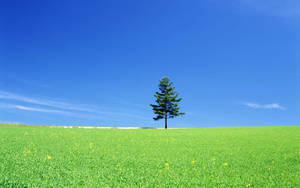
left=150, top=77, right=185, bottom=129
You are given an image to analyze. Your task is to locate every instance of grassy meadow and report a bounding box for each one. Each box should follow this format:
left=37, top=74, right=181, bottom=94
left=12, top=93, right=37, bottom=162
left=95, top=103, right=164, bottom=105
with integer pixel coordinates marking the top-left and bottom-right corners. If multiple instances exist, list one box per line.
left=0, top=125, right=299, bottom=187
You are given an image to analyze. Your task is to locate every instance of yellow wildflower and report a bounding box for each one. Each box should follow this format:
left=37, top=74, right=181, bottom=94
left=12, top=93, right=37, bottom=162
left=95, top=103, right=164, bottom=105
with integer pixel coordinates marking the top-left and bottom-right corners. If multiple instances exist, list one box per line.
left=191, top=160, right=195, bottom=165
left=223, top=162, right=228, bottom=166
left=89, top=142, right=94, bottom=149
left=47, top=155, right=52, bottom=160
left=246, top=184, right=251, bottom=187
left=165, top=162, right=169, bottom=170
left=24, top=149, right=31, bottom=155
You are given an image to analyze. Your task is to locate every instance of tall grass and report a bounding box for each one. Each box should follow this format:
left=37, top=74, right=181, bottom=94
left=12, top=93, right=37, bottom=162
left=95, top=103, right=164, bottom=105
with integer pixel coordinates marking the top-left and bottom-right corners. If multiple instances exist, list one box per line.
left=0, top=125, right=299, bottom=187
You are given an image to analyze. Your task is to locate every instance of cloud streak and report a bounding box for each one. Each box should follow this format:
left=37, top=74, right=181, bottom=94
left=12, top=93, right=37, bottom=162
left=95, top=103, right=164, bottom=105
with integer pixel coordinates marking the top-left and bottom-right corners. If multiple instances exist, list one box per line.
left=238, top=0, right=300, bottom=17
left=0, top=102, right=120, bottom=123
left=0, top=103, right=71, bottom=114
left=242, top=102, right=286, bottom=110
left=14, top=105, right=67, bottom=114
left=0, top=91, right=95, bottom=112
left=0, top=90, right=149, bottom=120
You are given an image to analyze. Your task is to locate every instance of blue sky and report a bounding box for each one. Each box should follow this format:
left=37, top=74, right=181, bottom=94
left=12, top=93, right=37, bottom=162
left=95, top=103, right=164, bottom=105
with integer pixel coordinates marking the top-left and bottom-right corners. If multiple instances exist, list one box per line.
left=0, top=0, right=299, bottom=127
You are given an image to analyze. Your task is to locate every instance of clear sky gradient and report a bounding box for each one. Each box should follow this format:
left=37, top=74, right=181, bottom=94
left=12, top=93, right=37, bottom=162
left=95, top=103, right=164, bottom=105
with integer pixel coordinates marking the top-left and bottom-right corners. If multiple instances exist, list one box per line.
left=0, top=0, right=299, bottom=127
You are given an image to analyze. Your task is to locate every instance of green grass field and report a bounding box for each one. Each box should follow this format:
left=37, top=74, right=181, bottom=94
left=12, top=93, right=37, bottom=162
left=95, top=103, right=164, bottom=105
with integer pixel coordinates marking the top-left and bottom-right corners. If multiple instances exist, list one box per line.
left=0, top=125, right=299, bottom=187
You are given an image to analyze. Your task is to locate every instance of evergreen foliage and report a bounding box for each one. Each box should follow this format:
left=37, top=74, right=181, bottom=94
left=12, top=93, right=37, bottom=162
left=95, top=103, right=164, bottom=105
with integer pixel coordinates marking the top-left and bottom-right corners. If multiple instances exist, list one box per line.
left=150, top=77, right=185, bottom=129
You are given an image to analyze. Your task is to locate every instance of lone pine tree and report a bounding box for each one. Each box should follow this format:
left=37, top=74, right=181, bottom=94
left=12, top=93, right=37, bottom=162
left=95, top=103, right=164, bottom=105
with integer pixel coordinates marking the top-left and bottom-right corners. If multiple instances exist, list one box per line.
left=150, top=77, right=185, bottom=129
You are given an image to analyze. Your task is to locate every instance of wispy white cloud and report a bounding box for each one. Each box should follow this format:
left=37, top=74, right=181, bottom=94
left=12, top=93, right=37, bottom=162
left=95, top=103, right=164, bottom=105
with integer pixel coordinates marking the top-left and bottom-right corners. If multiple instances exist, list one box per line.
left=14, top=105, right=67, bottom=113
left=237, top=0, right=300, bottom=17
left=0, top=90, right=149, bottom=120
left=0, top=103, right=70, bottom=114
left=0, top=102, right=112, bottom=122
left=242, top=102, right=286, bottom=110
left=0, top=121, right=20, bottom=124
left=0, top=91, right=95, bottom=112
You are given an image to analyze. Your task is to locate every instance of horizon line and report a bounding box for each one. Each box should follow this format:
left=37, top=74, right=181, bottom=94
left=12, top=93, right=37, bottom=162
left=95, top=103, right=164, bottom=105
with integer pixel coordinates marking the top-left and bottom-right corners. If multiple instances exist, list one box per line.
left=0, top=123, right=298, bottom=129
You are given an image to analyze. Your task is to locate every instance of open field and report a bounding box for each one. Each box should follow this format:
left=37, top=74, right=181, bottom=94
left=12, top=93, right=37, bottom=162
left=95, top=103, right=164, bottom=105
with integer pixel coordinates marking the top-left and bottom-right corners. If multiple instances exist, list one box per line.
left=0, top=125, right=299, bottom=187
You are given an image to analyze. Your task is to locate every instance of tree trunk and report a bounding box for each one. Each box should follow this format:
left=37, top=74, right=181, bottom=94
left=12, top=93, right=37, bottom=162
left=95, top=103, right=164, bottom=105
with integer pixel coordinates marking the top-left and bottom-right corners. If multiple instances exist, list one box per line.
left=165, top=114, right=167, bottom=129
